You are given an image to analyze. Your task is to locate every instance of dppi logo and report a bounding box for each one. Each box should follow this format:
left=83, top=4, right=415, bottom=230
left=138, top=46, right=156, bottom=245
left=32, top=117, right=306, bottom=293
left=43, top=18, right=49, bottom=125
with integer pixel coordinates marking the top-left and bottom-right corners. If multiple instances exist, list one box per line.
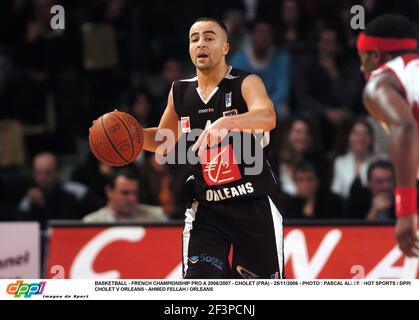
left=6, top=280, right=46, bottom=298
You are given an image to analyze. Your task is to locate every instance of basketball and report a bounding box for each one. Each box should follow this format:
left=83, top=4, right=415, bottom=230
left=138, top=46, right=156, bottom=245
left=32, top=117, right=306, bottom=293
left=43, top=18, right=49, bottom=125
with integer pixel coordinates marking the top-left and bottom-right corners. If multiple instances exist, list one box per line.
left=89, top=110, right=143, bottom=167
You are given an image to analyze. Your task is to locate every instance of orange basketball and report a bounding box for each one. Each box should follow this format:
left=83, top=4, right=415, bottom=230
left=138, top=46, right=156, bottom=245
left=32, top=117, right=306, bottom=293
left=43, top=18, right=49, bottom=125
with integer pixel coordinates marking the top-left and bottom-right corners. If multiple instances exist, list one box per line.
left=89, top=110, right=143, bottom=167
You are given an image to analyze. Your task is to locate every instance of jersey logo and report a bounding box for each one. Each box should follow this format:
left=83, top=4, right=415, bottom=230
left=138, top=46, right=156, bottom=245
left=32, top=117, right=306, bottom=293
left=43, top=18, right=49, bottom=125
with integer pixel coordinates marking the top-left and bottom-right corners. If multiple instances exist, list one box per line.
left=223, top=109, right=238, bottom=117
left=188, top=255, right=199, bottom=264
left=180, top=116, right=191, bottom=133
left=225, top=92, right=232, bottom=108
left=200, top=144, right=241, bottom=186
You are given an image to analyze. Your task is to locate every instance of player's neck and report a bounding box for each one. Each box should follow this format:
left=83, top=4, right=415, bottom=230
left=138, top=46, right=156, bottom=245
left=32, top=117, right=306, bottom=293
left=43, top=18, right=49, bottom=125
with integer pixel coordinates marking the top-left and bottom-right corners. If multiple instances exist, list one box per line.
left=196, top=62, right=229, bottom=90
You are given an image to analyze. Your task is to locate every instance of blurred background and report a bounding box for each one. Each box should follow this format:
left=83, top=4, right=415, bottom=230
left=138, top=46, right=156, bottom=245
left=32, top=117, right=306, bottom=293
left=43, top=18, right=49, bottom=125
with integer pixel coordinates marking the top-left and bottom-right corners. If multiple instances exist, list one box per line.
left=0, top=0, right=419, bottom=279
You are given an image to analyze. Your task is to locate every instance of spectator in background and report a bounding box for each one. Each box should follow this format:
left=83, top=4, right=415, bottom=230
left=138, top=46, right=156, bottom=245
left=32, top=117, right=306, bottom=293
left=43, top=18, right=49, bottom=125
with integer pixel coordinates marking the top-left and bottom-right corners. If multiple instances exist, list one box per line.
left=223, top=9, right=247, bottom=56
left=83, top=169, right=167, bottom=223
left=19, top=152, right=80, bottom=227
left=331, top=118, right=376, bottom=199
left=71, top=153, right=114, bottom=203
left=294, top=23, right=363, bottom=151
left=15, top=0, right=81, bottom=155
left=276, top=0, right=308, bottom=55
left=128, top=86, right=159, bottom=166
left=146, top=58, right=183, bottom=122
left=129, top=86, right=154, bottom=127
left=135, top=153, right=186, bottom=219
left=229, top=19, right=290, bottom=118
left=275, top=116, right=329, bottom=196
left=281, top=162, right=343, bottom=219
left=71, top=152, right=141, bottom=209
left=346, top=159, right=396, bottom=221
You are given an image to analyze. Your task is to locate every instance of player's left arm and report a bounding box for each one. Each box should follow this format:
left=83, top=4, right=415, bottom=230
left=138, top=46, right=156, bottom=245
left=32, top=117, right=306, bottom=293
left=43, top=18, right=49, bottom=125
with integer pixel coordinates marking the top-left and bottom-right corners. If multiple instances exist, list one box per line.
left=363, top=72, right=419, bottom=257
left=225, top=74, right=276, bottom=131
left=192, top=75, right=276, bottom=155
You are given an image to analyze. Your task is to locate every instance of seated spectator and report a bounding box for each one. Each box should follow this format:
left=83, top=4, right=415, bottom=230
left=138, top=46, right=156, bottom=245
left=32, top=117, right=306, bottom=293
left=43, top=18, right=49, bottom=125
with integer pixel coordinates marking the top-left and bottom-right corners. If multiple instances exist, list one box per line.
left=229, top=19, right=290, bottom=117
left=71, top=153, right=117, bottom=203
left=135, top=153, right=186, bottom=219
left=223, top=9, right=247, bottom=56
left=19, top=152, right=80, bottom=228
left=331, top=117, right=376, bottom=199
left=129, top=86, right=155, bottom=128
left=281, top=162, right=343, bottom=219
left=83, top=169, right=168, bottom=223
left=275, top=116, right=329, bottom=195
left=146, top=58, right=183, bottom=122
left=276, top=0, right=309, bottom=56
left=294, top=23, right=363, bottom=151
left=346, top=159, right=396, bottom=220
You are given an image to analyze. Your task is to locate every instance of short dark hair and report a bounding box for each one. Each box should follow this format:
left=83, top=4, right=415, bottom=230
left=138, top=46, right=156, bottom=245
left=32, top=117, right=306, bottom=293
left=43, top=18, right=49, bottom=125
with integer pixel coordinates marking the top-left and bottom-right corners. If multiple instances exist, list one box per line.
left=294, top=162, right=318, bottom=178
left=106, top=169, right=139, bottom=189
left=193, top=17, right=228, bottom=38
left=249, top=18, right=273, bottom=32
left=367, top=159, right=394, bottom=182
left=365, top=14, right=417, bottom=40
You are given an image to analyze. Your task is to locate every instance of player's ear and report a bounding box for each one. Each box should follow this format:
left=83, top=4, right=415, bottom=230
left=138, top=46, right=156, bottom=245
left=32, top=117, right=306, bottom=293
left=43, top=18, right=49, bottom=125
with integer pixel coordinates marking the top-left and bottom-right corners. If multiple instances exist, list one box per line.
left=370, top=48, right=381, bottom=64
left=223, top=42, right=229, bottom=56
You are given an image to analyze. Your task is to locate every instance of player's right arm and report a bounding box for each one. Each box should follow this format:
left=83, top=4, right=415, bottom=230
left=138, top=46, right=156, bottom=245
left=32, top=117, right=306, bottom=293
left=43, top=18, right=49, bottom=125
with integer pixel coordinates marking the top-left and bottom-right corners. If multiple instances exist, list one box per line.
left=142, top=88, right=181, bottom=155
left=363, top=71, right=419, bottom=257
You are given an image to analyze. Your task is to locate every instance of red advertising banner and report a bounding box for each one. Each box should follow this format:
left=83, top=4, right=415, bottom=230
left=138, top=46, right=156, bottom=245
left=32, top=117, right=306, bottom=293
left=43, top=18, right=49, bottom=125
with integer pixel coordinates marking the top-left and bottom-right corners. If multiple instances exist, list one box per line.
left=284, top=226, right=418, bottom=279
left=46, top=225, right=419, bottom=279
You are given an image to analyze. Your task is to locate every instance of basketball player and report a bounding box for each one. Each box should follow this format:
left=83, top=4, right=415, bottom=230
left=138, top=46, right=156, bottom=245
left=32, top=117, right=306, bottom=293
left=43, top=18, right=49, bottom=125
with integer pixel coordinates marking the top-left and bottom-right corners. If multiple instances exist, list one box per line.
left=141, top=17, right=284, bottom=278
left=357, top=14, right=419, bottom=257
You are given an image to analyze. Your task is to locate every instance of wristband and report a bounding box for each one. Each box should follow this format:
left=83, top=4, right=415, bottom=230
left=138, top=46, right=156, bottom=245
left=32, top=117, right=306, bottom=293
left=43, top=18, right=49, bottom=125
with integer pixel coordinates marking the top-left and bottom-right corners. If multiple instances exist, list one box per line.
left=395, top=187, right=417, bottom=217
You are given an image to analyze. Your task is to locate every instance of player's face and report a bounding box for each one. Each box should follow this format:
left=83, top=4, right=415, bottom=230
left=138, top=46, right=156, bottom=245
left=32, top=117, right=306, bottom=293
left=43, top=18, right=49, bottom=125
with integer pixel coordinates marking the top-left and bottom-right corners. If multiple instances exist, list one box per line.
left=107, top=176, right=139, bottom=216
left=189, top=21, right=229, bottom=70
left=358, top=50, right=381, bottom=80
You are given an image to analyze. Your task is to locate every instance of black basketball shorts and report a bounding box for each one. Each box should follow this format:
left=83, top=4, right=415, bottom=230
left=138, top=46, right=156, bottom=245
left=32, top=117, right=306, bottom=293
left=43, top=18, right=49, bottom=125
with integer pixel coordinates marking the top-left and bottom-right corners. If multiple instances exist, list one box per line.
left=182, top=194, right=284, bottom=279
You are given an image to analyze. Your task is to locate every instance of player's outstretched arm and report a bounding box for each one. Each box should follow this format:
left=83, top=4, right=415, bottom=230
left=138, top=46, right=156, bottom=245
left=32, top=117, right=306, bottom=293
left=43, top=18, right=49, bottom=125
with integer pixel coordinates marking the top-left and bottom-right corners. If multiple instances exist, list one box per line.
left=142, top=88, right=181, bottom=155
left=363, top=72, right=419, bottom=257
left=192, top=75, right=276, bottom=155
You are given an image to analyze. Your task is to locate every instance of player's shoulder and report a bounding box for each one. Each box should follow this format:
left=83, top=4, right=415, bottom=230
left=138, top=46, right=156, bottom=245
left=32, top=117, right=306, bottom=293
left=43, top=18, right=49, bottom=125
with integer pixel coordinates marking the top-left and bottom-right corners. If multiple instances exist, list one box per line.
left=228, top=67, right=264, bottom=89
left=172, top=73, right=198, bottom=94
left=365, top=69, right=403, bottom=99
left=228, top=67, right=253, bottom=80
left=173, top=73, right=198, bottom=85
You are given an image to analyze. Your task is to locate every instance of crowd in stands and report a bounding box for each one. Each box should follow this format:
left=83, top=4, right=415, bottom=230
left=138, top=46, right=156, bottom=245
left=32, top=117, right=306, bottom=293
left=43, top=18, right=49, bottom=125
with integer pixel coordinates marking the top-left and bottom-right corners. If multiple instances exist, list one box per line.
left=1, top=0, right=418, bottom=225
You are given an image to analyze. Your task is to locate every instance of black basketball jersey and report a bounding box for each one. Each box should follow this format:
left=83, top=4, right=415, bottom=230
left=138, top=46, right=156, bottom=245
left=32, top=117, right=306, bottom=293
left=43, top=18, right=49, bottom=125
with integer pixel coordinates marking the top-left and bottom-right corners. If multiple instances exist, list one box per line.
left=172, top=66, right=278, bottom=202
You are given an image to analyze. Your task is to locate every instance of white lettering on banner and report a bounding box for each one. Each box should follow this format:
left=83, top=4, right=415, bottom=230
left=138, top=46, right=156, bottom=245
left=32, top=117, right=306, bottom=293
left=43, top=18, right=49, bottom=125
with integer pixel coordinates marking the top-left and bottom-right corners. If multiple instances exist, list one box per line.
left=70, top=227, right=145, bottom=278
left=366, top=244, right=419, bottom=279
left=284, top=229, right=342, bottom=278
left=0, top=222, right=40, bottom=278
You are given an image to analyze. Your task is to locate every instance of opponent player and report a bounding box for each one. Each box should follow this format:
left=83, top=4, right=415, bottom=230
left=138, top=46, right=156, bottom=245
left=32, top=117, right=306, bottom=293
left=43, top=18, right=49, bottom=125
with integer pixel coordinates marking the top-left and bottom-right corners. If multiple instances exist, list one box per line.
left=141, top=17, right=284, bottom=278
left=357, top=14, right=419, bottom=257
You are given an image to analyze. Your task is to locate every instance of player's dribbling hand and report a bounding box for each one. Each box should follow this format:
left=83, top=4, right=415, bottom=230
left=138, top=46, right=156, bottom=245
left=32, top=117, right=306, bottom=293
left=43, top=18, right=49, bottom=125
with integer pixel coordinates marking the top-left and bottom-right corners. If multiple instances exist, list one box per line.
left=192, top=117, right=229, bottom=157
left=395, top=215, right=419, bottom=257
